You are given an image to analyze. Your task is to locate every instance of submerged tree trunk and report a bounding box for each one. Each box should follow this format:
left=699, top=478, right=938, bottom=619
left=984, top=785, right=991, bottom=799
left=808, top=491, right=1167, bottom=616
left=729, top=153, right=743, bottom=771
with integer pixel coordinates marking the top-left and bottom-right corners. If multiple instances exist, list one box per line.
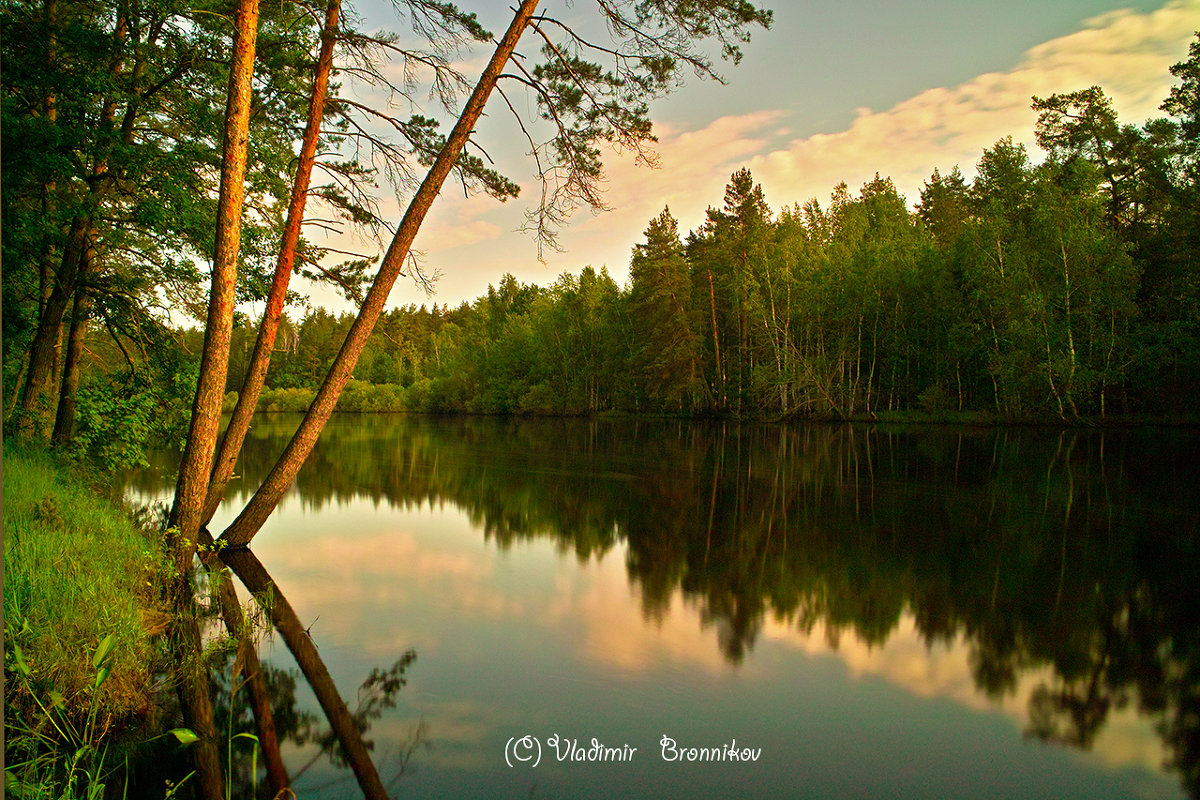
left=202, top=535, right=290, bottom=796
left=202, top=0, right=341, bottom=526
left=174, top=581, right=225, bottom=800
left=218, top=0, right=541, bottom=548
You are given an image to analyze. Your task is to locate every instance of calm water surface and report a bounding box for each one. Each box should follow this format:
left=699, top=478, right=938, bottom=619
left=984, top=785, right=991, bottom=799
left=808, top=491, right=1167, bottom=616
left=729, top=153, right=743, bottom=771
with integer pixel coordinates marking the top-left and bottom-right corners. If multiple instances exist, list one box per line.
left=127, top=415, right=1200, bottom=799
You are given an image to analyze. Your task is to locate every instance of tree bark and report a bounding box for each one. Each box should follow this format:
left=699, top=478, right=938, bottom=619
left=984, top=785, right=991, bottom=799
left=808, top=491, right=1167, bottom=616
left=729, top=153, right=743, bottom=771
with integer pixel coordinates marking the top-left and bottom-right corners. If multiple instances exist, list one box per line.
left=169, top=0, right=260, bottom=566
left=218, top=0, right=541, bottom=548
left=16, top=217, right=91, bottom=440
left=51, top=276, right=92, bottom=446
left=202, top=0, right=341, bottom=526
left=165, top=5, right=259, bottom=798
left=18, top=0, right=133, bottom=442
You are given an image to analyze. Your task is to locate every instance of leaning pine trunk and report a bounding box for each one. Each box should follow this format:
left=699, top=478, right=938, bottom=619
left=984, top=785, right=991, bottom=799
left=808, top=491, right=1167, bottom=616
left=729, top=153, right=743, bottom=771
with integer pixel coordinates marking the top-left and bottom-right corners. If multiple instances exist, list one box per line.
left=167, top=2, right=260, bottom=798
left=169, top=0, right=260, bottom=563
left=218, top=0, right=542, bottom=548
left=202, top=0, right=341, bottom=526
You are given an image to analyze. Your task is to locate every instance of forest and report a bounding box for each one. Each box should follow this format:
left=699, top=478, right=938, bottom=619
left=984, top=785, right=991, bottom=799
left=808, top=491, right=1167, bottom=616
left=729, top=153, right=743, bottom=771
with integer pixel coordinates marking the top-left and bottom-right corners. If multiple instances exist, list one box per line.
left=3, top=4, right=1198, bottom=470
left=221, top=126, right=1200, bottom=423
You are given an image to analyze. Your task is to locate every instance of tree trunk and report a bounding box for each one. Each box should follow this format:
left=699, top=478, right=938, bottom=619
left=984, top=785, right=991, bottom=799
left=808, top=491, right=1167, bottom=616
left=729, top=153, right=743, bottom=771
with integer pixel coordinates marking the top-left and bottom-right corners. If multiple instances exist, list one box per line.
left=169, top=0, right=260, bottom=566
left=166, top=5, right=259, bottom=798
left=173, top=583, right=225, bottom=800
left=18, top=0, right=132, bottom=443
left=51, top=278, right=92, bottom=446
left=218, top=0, right=542, bottom=548
left=16, top=217, right=91, bottom=441
left=39, top=0, right=58, bottom=321
left=707, top=268, right=723, bottom=411
left=201, top=534, right=290, bottom=797
left=202, top=0, right=341, bottom=526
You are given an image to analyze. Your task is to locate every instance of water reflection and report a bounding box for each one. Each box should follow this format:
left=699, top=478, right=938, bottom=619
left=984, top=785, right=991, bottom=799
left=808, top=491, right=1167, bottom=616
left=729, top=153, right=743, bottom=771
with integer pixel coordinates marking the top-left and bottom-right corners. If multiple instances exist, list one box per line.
left=130, top=416, right=1200, bottom=797
left=119, top=547, right=414, bottom=799
left=220, top=547, right=409, bottom=799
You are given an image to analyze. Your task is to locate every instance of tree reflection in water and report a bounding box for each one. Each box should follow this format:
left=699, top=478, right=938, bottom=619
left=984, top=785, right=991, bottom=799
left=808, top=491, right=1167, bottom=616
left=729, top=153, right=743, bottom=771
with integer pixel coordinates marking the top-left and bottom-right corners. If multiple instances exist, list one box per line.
left=130, top=416, right=1200, bottom=797
left=121, top=544, right=420, bottom=799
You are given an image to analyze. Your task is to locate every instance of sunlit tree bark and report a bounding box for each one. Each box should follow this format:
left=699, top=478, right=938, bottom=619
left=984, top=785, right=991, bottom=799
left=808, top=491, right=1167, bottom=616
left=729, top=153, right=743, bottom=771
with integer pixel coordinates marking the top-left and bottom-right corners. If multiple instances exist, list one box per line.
left=168, top=0, right=260, bottom=563
left=201, top=0, right=342, bottom=526
left=165, top=1, right=260, bottom=796
left=208, top=0, right=769, bottom=546
left=217, top=0, right=542, bottom=546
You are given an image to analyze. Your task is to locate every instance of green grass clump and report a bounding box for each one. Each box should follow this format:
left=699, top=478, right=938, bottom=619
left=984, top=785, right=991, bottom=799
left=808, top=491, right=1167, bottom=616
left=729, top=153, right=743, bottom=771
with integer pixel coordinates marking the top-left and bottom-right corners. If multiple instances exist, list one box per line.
left=3, top=447, right=168, bottom=731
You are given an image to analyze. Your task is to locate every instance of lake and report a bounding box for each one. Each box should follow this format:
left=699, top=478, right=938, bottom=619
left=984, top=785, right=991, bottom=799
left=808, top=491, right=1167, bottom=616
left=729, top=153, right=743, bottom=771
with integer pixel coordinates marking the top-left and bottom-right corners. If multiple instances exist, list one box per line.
left=126, top=415, right=1200, bottom=799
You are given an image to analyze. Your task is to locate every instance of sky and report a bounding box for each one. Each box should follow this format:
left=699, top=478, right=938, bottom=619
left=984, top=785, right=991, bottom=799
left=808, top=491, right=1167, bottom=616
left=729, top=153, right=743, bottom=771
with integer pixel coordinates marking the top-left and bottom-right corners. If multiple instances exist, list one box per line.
left=300, top=0, right=1200, bottom=312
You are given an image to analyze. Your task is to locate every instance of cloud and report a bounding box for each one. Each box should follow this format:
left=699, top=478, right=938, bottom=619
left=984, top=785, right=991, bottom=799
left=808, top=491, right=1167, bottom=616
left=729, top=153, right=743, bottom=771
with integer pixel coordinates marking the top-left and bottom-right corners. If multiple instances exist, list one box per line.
left=415, top=195, right=507, bottom=252
left=241, top=504, right=528, bottom=652
left=545, top=550, right=738, bottom=675
left=745, top=0, right=1200, bottom=206
left=473, top=0, right=1198, bottom=294
left=300, top=0, right=1199, bottom=309
left=762, top=615, right=1171, bottom=778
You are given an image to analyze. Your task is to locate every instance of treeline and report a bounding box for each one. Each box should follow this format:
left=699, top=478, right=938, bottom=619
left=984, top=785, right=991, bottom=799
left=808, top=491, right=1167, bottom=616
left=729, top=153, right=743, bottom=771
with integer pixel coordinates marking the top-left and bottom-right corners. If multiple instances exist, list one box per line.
left=9, top=33, right=1200, bottom=455
left=218, top=50, right=1199, bottom=421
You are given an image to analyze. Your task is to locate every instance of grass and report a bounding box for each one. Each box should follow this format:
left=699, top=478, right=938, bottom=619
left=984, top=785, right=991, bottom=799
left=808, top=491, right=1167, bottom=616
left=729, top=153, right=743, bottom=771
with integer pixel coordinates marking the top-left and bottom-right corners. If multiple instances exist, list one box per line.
left=3, top=446, right=170, bottom=748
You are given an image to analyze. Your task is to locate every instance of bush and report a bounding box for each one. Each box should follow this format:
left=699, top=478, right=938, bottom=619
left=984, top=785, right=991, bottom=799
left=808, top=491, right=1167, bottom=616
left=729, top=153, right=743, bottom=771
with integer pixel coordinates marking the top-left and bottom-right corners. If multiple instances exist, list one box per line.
left=425, top=375, right=470, bottom=413
left=336, top=380, right=405, bottom=412
left=258, top=386, right=315, bottom=413
left=517, top=382, right=565, bottom=414
left=403, top=378, right=432, bottom=412
left=71, top=379, right=158, bottom=470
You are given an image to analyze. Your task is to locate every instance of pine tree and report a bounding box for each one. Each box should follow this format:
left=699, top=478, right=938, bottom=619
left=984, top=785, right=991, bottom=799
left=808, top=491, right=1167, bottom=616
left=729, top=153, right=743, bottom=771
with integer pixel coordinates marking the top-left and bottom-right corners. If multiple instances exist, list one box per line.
left=630, top=208, right=700, bottom=410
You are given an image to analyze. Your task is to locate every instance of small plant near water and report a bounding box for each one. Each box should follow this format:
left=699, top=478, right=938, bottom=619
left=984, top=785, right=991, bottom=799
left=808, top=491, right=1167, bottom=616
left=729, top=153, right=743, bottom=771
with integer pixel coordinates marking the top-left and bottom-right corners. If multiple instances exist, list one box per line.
left=4, top=632, right=198, bottom=799
left=4, top=632, right=117, bottom=798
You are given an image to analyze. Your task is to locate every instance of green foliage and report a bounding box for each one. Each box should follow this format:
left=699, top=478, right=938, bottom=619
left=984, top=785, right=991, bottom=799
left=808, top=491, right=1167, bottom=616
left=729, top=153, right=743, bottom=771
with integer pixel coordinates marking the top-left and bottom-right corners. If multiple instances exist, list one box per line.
left=15, top=26, right=1197, bottom=433
left=258, top=387, right=316, bottom=413
left=337, top=380, right=405, bottom=413
left=5, top=634, right=127, bottom=800
left=70, top=379, right=159, bottom=471
left=237, top=90, right=1197, bottom=422
left=68, top=351, right=198, bottom=470
left=630, top=208, right=701, bottom=411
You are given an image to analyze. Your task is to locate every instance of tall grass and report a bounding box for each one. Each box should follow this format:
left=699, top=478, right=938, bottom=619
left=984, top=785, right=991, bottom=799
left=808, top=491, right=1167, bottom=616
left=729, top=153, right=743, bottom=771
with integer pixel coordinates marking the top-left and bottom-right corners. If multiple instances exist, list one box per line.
left=4, top=447, right=169, bottom=756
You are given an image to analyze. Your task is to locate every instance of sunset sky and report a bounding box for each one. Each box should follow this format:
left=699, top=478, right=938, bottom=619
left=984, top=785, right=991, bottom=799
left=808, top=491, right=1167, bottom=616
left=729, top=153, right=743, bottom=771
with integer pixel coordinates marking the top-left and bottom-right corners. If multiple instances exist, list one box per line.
left=308, top=0, right=1200, bottom=311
